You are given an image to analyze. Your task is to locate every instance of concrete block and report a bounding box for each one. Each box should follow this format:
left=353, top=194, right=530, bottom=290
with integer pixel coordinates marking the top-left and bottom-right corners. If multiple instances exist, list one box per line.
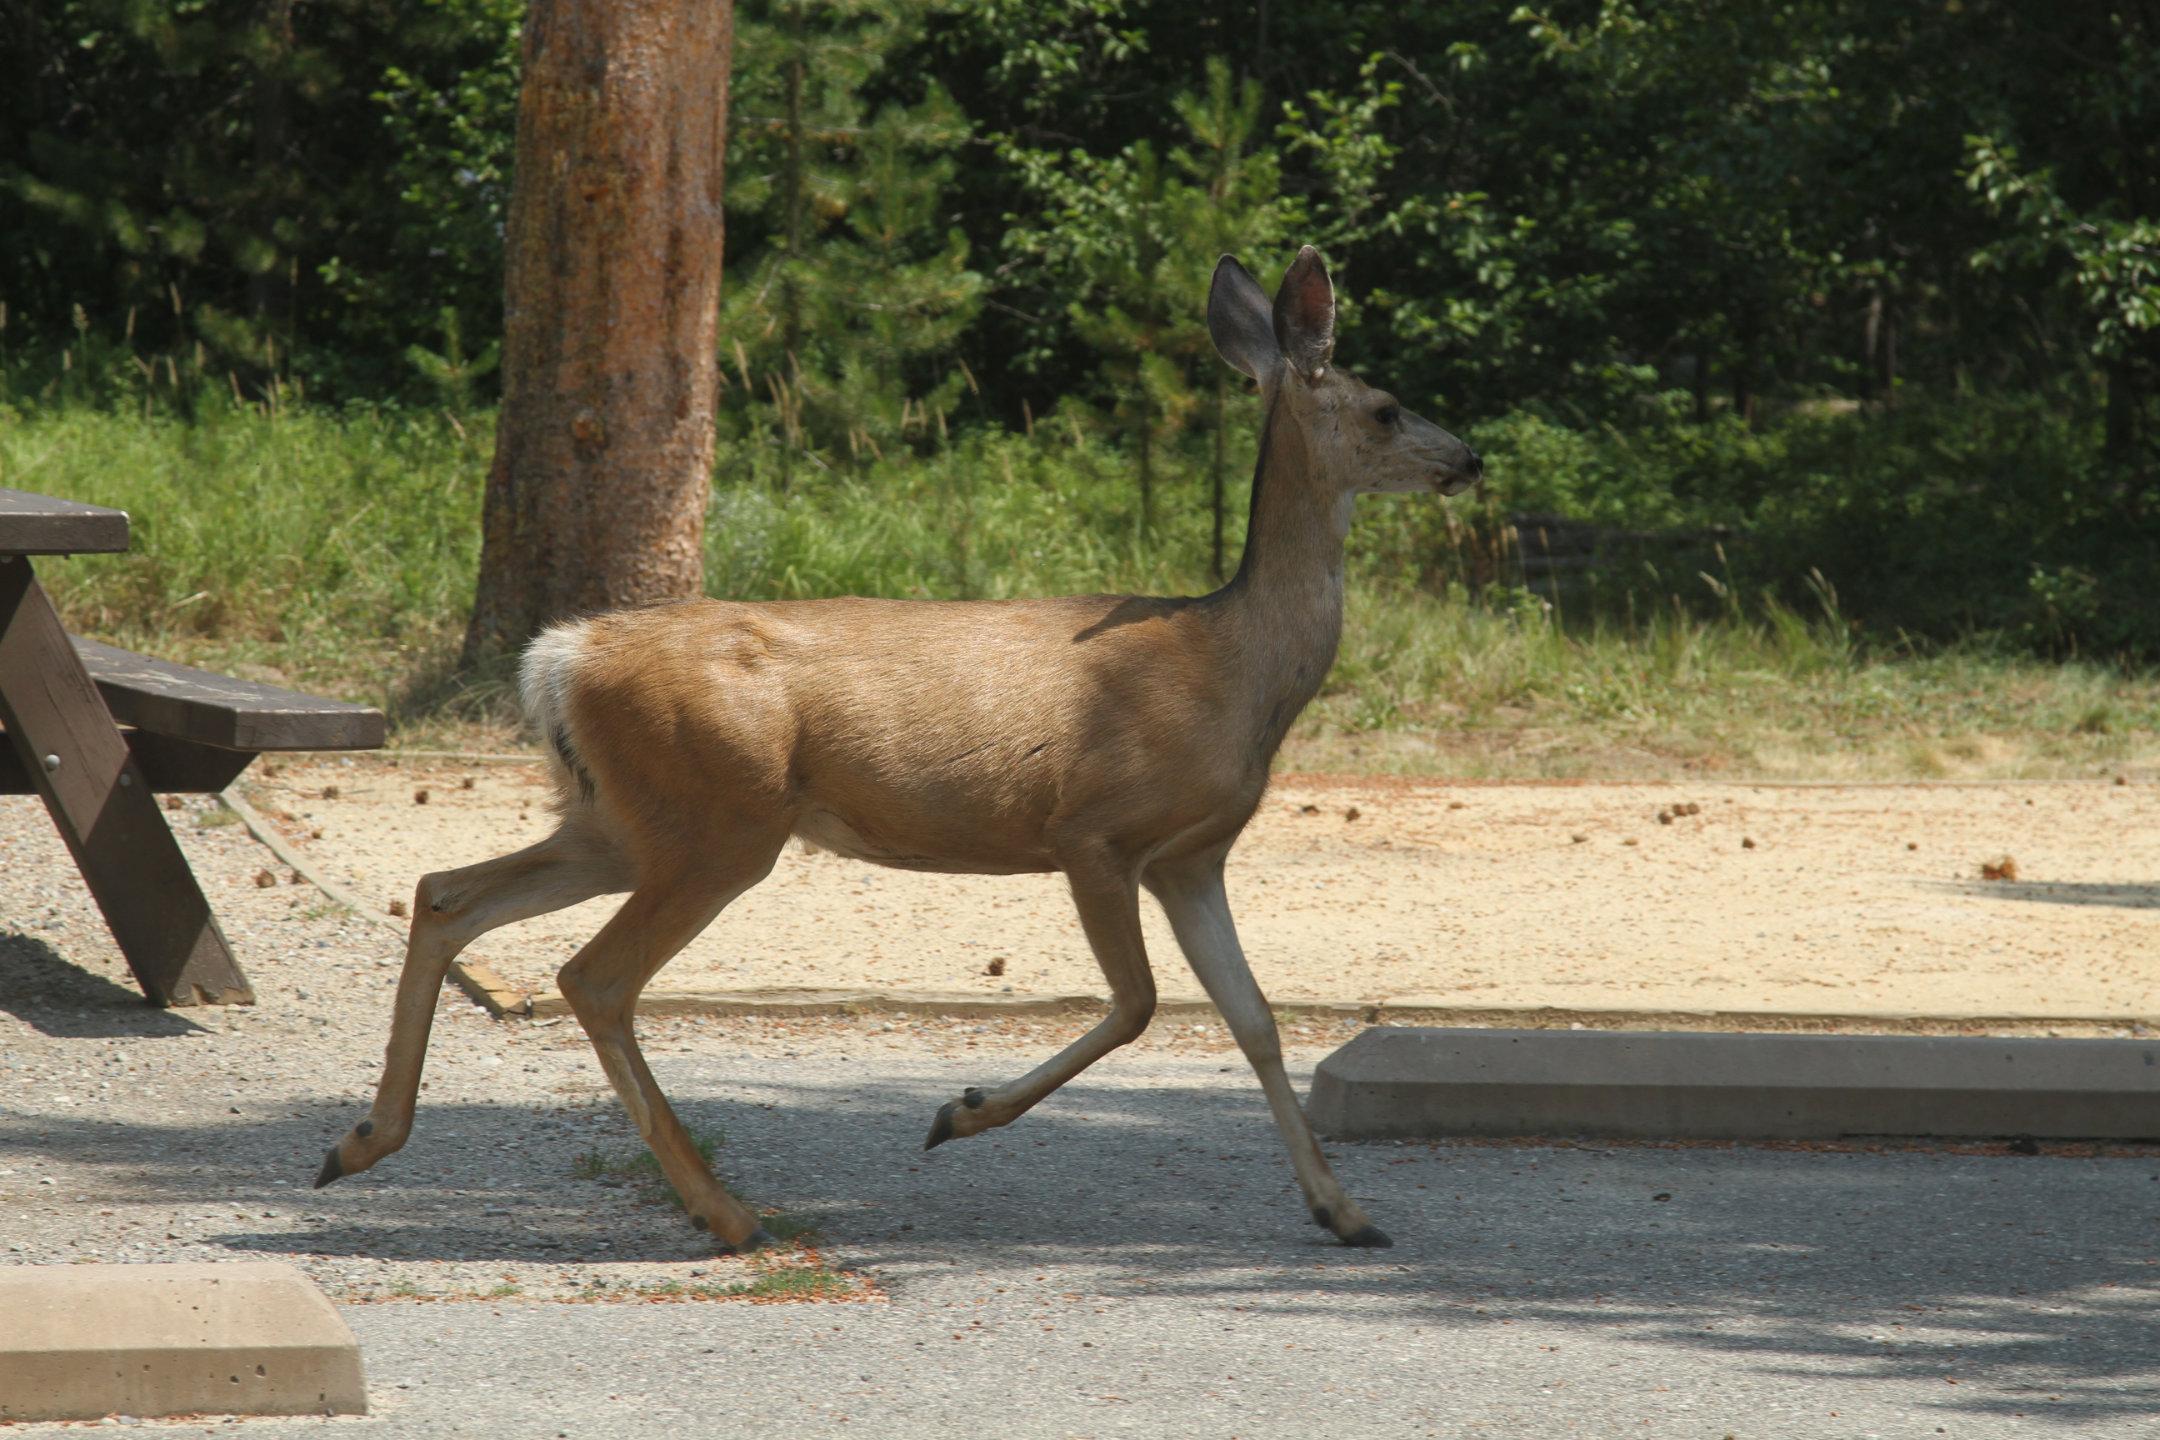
left=0, top=1262, right=366, bottom=1421
left=1308, top=1027, right=2160, bottom=1142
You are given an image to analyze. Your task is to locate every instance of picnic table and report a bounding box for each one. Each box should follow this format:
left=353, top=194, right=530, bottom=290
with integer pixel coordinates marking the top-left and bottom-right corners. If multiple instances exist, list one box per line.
left=0, top=487, right=385, bottom=1007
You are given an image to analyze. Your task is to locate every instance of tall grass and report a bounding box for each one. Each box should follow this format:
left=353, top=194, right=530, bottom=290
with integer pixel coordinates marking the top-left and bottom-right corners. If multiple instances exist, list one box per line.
left=0, top=402, right=487, bottom=707
left=3, top=399, right=2155, bottom=778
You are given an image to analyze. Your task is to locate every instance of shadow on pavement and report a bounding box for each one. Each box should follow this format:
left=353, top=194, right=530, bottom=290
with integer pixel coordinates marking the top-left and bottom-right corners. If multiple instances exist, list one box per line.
left=0, top=931, right=206, bottom=1037
left=1, top=1054, right=2154, bottom=1426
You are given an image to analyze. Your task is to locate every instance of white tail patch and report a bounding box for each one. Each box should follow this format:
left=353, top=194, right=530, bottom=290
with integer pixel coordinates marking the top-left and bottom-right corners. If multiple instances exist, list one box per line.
left=520, top=620, right=596, bottom=801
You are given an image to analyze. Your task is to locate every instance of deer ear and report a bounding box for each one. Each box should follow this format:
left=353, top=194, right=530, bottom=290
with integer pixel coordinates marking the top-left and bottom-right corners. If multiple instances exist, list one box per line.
left=1272, top=245, right=1335, bottom=380
left=1207, top=255, right=1279, bottom=382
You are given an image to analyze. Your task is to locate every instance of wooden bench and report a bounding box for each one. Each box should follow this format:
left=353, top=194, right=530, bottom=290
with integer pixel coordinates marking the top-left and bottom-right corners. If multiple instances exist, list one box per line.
left=1, top=487, right=386, bottom=1007
left=0, top=638, right=384, bottom=795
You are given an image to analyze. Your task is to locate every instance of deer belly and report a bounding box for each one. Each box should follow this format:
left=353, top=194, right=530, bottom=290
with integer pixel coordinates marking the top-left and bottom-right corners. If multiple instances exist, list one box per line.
left=791, top=807, right=1053, bottom=876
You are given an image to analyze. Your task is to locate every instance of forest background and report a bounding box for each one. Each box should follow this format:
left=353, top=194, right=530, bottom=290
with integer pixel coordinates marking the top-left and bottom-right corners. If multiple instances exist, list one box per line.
left=3, top=1, right=2157, bottom=777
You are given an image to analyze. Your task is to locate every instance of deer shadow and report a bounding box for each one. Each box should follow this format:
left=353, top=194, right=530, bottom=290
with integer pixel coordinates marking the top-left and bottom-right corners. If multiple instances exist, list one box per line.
left=2, top=1054, right=2154, bottom=1426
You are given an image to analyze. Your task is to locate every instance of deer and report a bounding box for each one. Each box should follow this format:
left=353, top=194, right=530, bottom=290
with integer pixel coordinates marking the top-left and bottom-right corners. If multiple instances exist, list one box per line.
left=314, top=246, right=1482, bottom=1251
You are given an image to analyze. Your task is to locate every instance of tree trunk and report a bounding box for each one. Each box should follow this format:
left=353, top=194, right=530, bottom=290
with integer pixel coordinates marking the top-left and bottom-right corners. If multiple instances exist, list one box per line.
left=463, top=0, right=734, bottom=663
left=776, top=0, right=805, bottom=489
left=248, top=0, right=295, bottom=349
left=1875, top=296, right=1897, bottom=411
left=1137, top=414, right=1155, bottom=538
left=2104, top=360, right=2139, bottom=468
left=1730, top=313, right=1759, bottom=429
left=1860, top=291, right=1881, bottom=408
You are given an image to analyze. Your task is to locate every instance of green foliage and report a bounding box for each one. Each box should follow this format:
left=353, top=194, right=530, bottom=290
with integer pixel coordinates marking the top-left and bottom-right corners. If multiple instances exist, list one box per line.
left=2, top=0, right=523, bottom=398
left=720, top=0, right=983, bottom=472
left=6, top=0, right=2159, bottom=657
left=1005, top=56, right=1296, bottom=538
left=0, top=397, right=488, bottom=702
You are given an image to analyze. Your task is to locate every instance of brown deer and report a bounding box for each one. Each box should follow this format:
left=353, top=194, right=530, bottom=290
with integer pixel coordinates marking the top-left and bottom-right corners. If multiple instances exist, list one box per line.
left=315, top=247, right=1481, bottom=1250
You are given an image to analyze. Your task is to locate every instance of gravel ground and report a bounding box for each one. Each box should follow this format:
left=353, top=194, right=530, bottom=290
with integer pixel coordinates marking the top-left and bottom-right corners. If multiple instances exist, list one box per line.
left=240, top=760, right=2160, bottom=1024
left=4, top=794, right=2159, bottom=1436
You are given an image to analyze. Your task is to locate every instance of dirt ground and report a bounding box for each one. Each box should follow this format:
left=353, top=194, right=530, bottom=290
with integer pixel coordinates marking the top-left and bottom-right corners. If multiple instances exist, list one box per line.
left=236, top=757, right=2158, bottom=1028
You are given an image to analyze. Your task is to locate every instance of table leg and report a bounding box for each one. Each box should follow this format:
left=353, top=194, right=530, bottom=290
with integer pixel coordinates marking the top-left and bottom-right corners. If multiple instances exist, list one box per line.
left=0, top=557, right=253, bottom=1006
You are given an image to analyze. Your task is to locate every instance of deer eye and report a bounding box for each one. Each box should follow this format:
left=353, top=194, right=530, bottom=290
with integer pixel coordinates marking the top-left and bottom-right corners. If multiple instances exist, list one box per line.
left=1373, top=404, right=1400, bottom=426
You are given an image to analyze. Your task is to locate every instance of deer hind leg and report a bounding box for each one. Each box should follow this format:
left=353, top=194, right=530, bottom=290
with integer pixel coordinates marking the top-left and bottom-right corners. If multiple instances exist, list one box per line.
left=1146, top=854, right=1391, bottom=1248
left=925, top=852, right=1156, bottom=1148
left=316, top=818, right=632, bottom=1188
left=556, top=844, right=786, bottom=1253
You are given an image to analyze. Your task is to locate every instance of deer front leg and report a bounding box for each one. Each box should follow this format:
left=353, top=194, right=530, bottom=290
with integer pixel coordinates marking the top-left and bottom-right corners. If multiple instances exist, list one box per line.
left=925, top=857, right=1156, bottom=1148
left=1146, top=854, right=1391, bottom=1248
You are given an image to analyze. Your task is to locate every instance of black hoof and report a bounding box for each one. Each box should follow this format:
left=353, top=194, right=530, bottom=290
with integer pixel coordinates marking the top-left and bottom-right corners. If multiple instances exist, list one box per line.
left=313, top=1145, right=344, bottom=1189
left=924, top=1098, right=962, bottom=1150
left=1342, top=1224, right=1394, bottom=1249
left=720, top=1227, right=775, bottom=1256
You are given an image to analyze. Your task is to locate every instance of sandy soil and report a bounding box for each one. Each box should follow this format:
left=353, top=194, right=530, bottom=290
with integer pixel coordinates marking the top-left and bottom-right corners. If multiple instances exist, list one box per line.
left=234, top=758, right=2160, bottom=1025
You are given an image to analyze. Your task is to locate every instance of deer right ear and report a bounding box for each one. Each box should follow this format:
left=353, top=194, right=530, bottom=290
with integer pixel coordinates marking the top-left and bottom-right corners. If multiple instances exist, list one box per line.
left=1207, top=256, right=1279, bottom=382
left=1272, top=245, right=1335, bottom=381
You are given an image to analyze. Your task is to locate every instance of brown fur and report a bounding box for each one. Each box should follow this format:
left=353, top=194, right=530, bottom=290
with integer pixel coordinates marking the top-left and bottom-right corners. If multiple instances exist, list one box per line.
left=318, top=248, right=1481, bottom=1249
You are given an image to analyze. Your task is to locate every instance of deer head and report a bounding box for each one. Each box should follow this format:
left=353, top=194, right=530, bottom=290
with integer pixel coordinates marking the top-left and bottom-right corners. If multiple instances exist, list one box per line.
left=1207, top=246, right=1482, bottom=498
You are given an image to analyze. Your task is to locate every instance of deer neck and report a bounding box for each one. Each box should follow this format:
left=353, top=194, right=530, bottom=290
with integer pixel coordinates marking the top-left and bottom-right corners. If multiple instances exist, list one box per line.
left=1211, top=395, right=1350, bottom=755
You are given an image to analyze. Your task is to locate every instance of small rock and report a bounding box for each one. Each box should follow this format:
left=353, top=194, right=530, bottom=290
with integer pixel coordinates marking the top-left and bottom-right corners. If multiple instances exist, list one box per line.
left=388, top=899, right=409, bottom=918
left=163, top=795, right=185, bottom=812
left=1741, top=837, right=1756, bottom=849
left=2115, top=775, right=2128, bottom=786
left=1343, top=806, right=1361, bottom=822
left=310, top=827, right=324, bottom=840
left=289, top=869, right=304, bottom=884
left=461, top=776, right=477, bottom=790
left=1448, top=800, right=1466, bottom=811
left=1623, top=838, right=1639, bottom=847
left=413, top=788, right=430, bottom=805
left=1298, top=804, right=1320, bottom=816
left=253, top=870, right=277, bottom=889
left=321, top=785, right=340, bottom=800
left=1906, top=842, right=1918, bottom=851
left=1653, top=1192, right=1672, bottom=1202
left=985, top=957, right=1006, bottom=977
left=1570, top=833, right=1588, bottom=844
left=1657, top=810, right=1673, bottom=825
left=1980, top=856, right=2019, bottom=882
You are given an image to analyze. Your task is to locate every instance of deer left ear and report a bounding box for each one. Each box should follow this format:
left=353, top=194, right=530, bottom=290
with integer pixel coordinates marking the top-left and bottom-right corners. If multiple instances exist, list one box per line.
left=1272, top=246, right=1335, bottom=381
left=1207, top=256, right=1279, bottom=383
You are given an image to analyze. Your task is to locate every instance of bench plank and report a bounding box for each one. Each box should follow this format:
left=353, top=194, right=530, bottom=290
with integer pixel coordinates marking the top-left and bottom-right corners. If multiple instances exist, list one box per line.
left=74, top=638, right=386, bottom=752
left=0, top=729, right=255, bottom=795
left=0, top=489, right=131, bottom=556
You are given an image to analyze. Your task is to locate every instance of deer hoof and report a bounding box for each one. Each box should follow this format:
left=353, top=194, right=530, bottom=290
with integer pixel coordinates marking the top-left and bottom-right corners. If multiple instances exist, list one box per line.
left=313, top=1145, right=344, bottom=1189
left=719, top=1227, right=776, bottom=1256
left=1342, top=1224, right=1394, bottom=1249
left=925, top=1087, right=991, bottom=1150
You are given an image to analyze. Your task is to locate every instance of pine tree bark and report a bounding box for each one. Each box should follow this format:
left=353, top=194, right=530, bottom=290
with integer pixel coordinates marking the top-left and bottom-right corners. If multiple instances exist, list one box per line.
left=464, top=0, right=734, bottom=663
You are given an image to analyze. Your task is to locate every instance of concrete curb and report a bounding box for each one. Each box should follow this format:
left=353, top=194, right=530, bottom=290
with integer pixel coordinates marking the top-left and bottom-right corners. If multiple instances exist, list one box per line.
left=0, top=1262, right=366, bottom=1422
left=221, top=786, right=530, bottom=1017
left=1308, top=1027, right=2160, bottom=1141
